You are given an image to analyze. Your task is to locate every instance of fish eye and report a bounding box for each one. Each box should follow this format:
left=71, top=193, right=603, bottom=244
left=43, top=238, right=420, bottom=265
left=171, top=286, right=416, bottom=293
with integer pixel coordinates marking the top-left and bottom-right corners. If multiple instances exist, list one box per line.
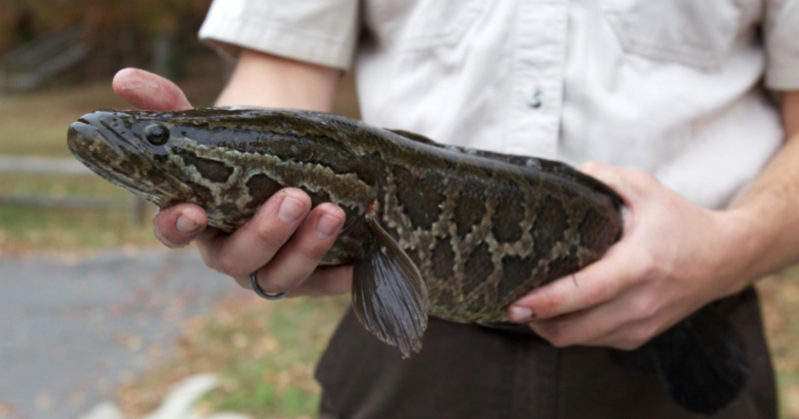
left=144, top=124, right=169, bottom=145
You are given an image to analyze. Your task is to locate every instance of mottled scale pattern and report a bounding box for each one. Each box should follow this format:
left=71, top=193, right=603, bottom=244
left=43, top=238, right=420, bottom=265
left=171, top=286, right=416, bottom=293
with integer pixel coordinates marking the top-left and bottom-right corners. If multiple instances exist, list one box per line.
left=378, top=147, right=622, bottom=323
left=67, top=107, right=623, bottom=325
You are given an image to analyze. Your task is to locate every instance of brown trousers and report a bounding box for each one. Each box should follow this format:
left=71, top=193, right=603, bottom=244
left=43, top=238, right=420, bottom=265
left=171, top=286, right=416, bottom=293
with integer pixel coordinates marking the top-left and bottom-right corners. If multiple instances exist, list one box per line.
left=315, top=287, right=776, bottom=419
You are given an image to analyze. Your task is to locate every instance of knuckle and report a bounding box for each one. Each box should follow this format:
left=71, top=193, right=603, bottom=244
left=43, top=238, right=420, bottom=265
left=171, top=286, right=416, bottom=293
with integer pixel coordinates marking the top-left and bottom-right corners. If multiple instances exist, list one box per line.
left=303, top=240, right=332, bottom=261
left=635, top=250, right=663, bottom=281
left=252, top=224, right=289, bottom=249
left=643, top=259, right=667, bottom=280
left=585, top=282, right=614, bottom=305
left=257, top=276, right=289, bottom=294
left=296, top=235, right=335, bottom=263
left=630, top=295, right=660, bottom=321
left=216, top=257, right=250, bottom=278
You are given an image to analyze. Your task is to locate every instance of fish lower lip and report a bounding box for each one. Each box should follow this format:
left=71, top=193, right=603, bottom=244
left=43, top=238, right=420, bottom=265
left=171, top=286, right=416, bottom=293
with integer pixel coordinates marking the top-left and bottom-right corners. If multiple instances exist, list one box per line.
left=68, top=120, right=99, bottom=140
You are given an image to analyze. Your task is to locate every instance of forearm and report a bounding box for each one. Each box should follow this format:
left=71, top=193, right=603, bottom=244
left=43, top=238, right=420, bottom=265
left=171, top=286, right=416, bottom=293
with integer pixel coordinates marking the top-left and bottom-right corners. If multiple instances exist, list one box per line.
left=724, top=91, right=799, bottom=289
left=215, top=49, right=340, bottom=111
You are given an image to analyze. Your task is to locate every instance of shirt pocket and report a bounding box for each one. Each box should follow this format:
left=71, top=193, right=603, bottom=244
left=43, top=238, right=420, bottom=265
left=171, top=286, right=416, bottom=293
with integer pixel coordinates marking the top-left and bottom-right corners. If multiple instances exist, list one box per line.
left=396, top=0, right=486, bottom=51
left=601, top=0, right=744, bottom=70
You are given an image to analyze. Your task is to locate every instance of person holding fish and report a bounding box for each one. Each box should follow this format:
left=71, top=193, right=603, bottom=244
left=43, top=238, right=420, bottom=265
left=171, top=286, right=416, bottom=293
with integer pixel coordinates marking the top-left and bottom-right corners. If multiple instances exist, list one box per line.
left=110, top=1, right=799, bottom=418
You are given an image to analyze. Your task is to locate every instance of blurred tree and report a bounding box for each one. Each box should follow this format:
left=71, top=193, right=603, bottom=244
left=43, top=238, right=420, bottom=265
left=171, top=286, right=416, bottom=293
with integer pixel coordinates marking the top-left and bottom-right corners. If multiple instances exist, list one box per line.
left=0, top=0, right=213, bottom=81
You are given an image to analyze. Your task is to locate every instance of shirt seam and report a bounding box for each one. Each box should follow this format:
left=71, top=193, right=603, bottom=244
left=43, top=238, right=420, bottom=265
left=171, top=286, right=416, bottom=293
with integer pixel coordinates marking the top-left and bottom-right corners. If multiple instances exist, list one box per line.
left=209, top=12, right=351, bottom=44
left=200, top=14, right=354, bottom=69
left=766, top=61, right=799, bottom=90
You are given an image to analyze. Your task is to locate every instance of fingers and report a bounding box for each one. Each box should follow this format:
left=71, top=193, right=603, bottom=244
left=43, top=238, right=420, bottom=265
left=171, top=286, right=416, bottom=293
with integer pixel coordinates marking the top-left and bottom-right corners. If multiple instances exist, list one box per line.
left=506, top=163, right=666, bottom=322
left=200, top=188, right=312, bottom=277
left=526, top=304, right=628, bottom=349
left=112, top=67, right=192, bottom=111
left=288, top=265, right=353, bottom=297
left=507, top=238, right=647, bottom=322
left=247, top=203, right=345, bottom=293
left=152, top=204, right=207, bottom=248
left=580, top=161, right=657, bottom=209
left=524, top=280, right=654, bottom=348
left=196, top=188, right=346, bottom=294
left=527, top=292, right=669, bottom=350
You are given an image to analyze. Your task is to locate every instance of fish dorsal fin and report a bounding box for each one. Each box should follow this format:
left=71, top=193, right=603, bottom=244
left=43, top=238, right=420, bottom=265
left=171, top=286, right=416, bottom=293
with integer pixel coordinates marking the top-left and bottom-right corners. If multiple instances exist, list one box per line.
left=387, top=128, right=543, bottom=168
left=389, top=128, right=619, bottom=200
left=352, top=211, right=429, bottom=358
left=388, top=128, right=441, bottom=146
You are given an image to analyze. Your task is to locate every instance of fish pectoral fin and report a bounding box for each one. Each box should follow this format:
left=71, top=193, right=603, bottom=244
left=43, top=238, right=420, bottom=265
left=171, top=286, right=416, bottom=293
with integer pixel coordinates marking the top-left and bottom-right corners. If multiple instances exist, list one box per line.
left=352, top=213, right=429, bottom=358
left=609, top=305, right=749, bottom=415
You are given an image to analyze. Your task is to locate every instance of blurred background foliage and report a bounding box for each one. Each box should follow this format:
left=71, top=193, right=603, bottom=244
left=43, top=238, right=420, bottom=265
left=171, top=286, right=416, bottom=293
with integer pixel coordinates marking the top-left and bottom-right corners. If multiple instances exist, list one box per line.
left=0, top=0, right=213, bottom=86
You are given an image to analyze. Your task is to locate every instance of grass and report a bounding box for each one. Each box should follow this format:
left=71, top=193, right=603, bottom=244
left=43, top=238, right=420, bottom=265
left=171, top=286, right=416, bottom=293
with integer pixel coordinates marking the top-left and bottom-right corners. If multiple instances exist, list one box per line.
left=0, top=172, right=158, bottom=251
left=759, top=269, right=799, bottom=417
left=1, top=67, right=797, bottom=418
left=116, top=296, right=349, bottom=418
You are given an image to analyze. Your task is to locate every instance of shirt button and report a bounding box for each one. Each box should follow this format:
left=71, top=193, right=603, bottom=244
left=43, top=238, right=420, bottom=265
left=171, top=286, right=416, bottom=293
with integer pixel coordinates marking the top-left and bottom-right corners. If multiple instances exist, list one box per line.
left=528, top=87, right=543, bottom=109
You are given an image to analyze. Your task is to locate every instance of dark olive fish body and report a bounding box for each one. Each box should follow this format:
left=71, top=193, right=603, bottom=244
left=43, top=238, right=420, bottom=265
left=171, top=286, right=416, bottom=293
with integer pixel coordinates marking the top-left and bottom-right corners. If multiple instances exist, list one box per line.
left=68, top=107, right=746, bottom=415
left=67, top=108, right=622, bottom=325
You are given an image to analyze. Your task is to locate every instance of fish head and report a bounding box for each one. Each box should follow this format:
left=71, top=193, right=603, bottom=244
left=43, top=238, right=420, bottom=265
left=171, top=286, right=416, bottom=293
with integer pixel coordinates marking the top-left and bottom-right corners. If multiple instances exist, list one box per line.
left=67, top=109, right=236, bottom=209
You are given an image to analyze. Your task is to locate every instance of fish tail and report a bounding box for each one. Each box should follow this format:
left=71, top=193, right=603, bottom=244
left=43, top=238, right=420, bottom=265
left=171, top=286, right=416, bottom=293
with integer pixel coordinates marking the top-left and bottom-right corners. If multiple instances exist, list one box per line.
left=609, top=305, right=749, bottom=415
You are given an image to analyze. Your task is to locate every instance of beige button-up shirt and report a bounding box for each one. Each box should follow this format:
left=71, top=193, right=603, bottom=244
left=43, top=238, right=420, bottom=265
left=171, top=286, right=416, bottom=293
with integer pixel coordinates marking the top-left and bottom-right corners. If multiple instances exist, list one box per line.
left=199, top=0, right=799, bottom=209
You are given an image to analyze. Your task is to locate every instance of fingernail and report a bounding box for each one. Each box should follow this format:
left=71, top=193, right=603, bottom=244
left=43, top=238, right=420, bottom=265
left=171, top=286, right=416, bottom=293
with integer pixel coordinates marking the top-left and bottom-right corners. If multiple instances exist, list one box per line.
left=316, top=214, right=343, bottom=239
left=176, top=215, right=200, bottom=234
left=153, top=226, right=179, bottom=248
left=278, top=196, right=305, bottom=223
left=508, top=306, right=534, bottom=323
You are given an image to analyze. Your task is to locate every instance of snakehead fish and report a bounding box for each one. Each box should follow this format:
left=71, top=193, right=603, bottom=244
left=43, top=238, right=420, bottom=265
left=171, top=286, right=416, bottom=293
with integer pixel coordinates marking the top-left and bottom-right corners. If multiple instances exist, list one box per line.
left=68, top=107, right=746, bottom=414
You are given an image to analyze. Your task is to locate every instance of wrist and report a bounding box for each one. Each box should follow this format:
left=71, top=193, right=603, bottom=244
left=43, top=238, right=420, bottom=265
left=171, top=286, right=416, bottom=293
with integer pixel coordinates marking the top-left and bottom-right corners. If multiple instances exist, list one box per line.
left=215, top=49, right=339, bottom=110
left=711, top=207, right=767, bottom=294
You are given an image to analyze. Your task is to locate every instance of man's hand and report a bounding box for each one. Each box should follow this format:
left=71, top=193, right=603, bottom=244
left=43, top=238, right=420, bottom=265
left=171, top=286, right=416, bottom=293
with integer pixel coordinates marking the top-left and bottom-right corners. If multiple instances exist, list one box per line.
left=111, top=67, right=352, bottom=297
left=506, top=162, right=749, bottom=350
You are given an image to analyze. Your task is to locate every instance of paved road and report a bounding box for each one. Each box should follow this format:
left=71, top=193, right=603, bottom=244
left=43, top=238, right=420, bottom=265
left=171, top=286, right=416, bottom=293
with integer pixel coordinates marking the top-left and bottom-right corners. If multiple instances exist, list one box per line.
left=0, top=249, right=246, bottom=419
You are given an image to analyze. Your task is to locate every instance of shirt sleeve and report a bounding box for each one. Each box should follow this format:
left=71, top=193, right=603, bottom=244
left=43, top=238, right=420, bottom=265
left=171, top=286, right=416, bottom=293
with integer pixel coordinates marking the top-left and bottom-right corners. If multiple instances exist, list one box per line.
left=764, top=0, right=799, bottom=90
left=198, top=0, right=359, bottom=70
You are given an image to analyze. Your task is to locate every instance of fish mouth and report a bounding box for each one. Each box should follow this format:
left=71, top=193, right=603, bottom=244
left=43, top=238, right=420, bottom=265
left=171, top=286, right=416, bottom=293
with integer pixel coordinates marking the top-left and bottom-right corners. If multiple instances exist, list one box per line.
left=68, top=118, right=117, bottom=170
left=67, top=115, right=158, bottom=200
left=68, top=111, right=138, bottom=152
left=66, top=119, right=96, bottom=151
left=67, top=119, right=111, bottom=172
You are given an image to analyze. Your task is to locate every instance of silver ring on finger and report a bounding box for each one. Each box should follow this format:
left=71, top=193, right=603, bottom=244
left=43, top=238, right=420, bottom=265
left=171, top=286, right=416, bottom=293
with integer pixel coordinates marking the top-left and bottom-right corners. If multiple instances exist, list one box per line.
left=249, top=271, right=288, bottom=300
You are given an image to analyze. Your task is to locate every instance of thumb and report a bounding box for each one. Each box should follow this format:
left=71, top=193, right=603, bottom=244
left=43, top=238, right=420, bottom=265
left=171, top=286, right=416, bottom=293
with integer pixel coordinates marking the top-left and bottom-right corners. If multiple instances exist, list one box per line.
left=579, top=161, right=661, bottom=233
left=579, top=161, right=657, bottom=205
left=112, top=67, right=192, bottom=111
